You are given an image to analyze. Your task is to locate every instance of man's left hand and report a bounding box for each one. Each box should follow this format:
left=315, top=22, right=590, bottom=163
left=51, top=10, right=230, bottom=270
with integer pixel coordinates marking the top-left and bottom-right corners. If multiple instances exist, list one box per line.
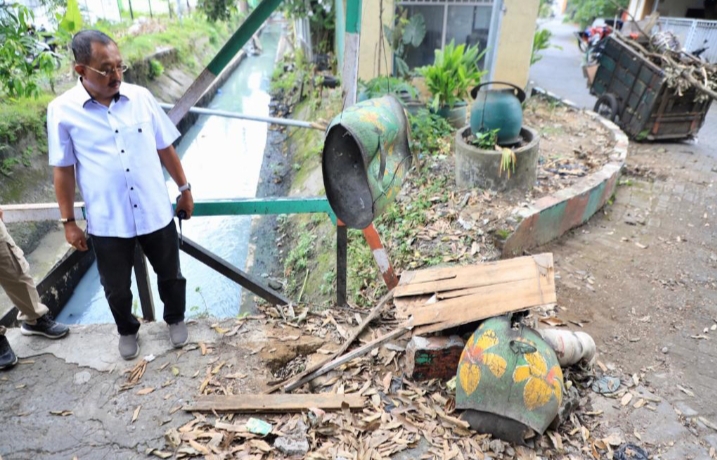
left=177, top=191, right=194, bottom=219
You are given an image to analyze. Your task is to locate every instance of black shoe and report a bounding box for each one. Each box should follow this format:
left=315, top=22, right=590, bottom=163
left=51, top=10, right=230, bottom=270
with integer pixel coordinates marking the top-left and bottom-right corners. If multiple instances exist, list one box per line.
left=20, top=314, right=69, bottom=339
left=0, top=335, right=18, bottom=370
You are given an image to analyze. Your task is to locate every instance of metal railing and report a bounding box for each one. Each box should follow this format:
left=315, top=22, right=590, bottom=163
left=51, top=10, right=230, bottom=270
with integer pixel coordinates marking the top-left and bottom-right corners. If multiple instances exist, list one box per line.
left=655, top=17, right=717, bottom=63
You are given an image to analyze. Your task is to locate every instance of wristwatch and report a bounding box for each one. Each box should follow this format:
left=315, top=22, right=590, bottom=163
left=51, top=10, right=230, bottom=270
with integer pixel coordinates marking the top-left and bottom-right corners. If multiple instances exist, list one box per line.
left=178, top=183, right=191, bottom=193
left=60, top=217, right=76, bottom=224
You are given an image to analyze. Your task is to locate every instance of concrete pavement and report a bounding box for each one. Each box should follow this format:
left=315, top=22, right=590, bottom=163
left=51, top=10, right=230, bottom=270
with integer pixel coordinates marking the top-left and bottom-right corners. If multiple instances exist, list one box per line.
left=532, top=16, right=717, bottom=460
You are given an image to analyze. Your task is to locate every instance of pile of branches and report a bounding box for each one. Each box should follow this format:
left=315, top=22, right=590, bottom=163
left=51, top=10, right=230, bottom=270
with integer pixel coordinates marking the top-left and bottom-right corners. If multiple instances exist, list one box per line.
left=616, top=33, right=717, bottom=102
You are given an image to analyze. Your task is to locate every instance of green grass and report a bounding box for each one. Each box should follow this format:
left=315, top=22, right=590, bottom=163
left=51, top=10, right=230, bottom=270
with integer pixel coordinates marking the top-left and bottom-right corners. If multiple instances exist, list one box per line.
left=0, top=94, right=53, bottom=176
left=92, top=14, right=238, bottom=72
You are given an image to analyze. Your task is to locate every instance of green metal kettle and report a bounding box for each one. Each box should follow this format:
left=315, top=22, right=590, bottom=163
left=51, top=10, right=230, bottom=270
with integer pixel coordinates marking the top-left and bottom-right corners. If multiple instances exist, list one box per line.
left=470, top=81, right=526, bottom=146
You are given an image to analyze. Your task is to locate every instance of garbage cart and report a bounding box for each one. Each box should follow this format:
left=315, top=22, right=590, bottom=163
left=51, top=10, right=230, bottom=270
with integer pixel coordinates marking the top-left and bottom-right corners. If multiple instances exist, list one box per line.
left=590, top=35, right=712, bottom=141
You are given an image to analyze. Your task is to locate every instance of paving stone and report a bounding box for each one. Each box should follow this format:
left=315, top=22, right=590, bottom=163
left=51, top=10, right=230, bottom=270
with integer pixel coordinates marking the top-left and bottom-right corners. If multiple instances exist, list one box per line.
left=274, top=436, right=310, bottom=456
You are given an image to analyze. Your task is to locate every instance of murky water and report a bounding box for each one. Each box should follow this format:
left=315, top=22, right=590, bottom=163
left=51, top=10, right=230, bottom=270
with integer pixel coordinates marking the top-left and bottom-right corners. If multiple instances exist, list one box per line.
left=57, top=22, right=282, bottom=324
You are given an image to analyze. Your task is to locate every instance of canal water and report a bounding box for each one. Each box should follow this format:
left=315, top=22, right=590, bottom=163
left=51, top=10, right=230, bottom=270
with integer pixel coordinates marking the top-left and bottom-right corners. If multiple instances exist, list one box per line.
left=57, top=22, right=282, bottom=324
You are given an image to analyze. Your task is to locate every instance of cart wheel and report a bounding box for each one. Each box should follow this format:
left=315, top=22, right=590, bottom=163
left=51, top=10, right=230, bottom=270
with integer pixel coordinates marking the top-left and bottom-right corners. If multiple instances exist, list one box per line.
left=594, top=94, right=619, bottom=121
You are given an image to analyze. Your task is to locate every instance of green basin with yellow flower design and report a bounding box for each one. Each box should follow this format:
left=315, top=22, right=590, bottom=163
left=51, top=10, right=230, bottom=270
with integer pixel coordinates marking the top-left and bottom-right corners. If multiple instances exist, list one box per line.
left=456, top=316, right=564, bottom=435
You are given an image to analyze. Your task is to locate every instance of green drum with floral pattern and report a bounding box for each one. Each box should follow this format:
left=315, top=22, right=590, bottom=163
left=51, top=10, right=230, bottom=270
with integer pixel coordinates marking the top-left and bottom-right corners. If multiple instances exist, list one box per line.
left=456, top=316, right=564, bottom=434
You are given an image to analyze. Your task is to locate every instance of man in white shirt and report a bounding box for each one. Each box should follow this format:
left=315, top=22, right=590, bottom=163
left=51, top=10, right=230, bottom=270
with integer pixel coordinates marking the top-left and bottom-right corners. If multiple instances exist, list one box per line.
left=47, top=30, right=194, bottom=360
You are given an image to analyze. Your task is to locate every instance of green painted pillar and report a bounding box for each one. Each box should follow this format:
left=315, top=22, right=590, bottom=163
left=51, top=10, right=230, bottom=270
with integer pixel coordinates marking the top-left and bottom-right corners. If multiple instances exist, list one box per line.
left=346, top=0, right=361, bottom=33
left=341, top=0, right=362, bottom=107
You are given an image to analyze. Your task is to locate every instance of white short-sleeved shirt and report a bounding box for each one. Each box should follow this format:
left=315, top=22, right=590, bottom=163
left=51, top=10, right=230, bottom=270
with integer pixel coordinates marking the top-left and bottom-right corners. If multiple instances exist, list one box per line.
left=47, top=81, right=181, bottom=238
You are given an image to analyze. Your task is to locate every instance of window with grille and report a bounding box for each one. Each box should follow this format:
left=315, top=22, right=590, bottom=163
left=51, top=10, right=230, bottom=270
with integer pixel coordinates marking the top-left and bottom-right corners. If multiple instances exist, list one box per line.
left=396, top=1, right=496, bottom=70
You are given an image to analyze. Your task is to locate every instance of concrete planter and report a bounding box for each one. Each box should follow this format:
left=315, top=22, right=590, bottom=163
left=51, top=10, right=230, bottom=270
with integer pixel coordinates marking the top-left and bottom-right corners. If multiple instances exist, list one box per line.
left=500, top=86, right=630, bottom=257
left=436, top=102, right=468, bottom=129
left=455, top=126, right=540, bottom=192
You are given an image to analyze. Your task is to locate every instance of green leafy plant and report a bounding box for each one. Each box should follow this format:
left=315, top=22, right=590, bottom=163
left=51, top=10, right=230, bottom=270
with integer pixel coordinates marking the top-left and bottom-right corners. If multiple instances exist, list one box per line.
left=192, top=286, right=209, bottom=318
left=358, top=76, right=418, bottom=101
left=498, top=147, right=517, bottom=178
left=0, top=3, right=59, bottom=98
left=531, top=28, right=561, bottom=66
left=59, top=0, right=83, bottom=35
left=149, top=59, right=164, bottom=79
left=418, top=40, right=487, bottom=111
left=566, top=0, right=628, bottom=29
left=198, top=0, right=237, bottom=22
left=409, top=108, right=453, bottom=156
left=539, top=0, right=554, bottom=18
left=472, top=128, right=500, bottom=150
left=383, top=9, right=426, bottom=79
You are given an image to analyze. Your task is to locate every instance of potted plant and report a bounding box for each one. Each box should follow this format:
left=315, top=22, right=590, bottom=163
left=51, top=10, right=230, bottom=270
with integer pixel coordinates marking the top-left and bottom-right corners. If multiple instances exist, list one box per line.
left=418, top=40, right=486, bottom=128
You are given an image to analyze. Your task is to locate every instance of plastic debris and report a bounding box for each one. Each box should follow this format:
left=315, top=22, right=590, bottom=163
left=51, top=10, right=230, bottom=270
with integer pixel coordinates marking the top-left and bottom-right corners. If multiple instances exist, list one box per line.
left=591, top=376, right=621, bottom=394
left=246, top=418, right=272, bottom=436
left=613, top=443, right=649, bottom=460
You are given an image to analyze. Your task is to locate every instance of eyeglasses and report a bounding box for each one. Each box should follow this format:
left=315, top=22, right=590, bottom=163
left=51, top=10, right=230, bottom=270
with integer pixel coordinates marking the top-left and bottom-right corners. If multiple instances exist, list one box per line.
left=83, top=64, right=129, bottom=77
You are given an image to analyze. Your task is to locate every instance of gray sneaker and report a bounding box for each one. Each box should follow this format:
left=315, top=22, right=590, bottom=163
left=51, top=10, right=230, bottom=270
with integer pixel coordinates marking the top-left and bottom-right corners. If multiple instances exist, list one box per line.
left=168, top=321, right=188, bottom=348
left=118, top=332, right=139, bottom=360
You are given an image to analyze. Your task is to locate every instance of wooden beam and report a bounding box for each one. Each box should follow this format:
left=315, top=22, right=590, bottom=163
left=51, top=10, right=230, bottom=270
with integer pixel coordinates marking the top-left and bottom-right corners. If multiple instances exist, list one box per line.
left=397, top=254, right=553, bottom=293
left=284, top=320, right=413, bottom=392
left=412, top=283, right=555, bottom=336
left=180, top=236, right=290, bottom=306
left=184, top=393, right=365, bottom=412
left=394, top=258, right=549, bottom=298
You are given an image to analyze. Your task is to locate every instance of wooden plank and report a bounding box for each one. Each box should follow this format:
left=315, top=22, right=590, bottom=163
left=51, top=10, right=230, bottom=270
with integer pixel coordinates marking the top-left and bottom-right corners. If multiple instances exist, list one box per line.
left=284, top=322, right=413, bottom=391
left=397, top=254, right=553, bottom=291
left=413, top=276, right=556, bottom=335
left=394, top=294, right=432, bottom=318
left=398, top=270, right=455, bottom=286
left=184, top=393, right=365, bottom=412
left=394, top=254, right=553, bottom=298
left=410, top=274, right=555, bottom=328
left=273, top=289, right=395, bottom=394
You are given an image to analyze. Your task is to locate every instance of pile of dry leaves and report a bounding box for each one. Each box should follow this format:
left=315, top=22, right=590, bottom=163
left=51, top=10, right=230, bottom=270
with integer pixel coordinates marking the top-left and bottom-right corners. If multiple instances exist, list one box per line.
left=135, top=301, right=633, bottom=459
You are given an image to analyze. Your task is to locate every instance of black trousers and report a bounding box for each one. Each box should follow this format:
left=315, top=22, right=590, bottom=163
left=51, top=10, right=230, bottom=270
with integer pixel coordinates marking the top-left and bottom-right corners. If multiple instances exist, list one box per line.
left=91, top=221, right=186, bottom=335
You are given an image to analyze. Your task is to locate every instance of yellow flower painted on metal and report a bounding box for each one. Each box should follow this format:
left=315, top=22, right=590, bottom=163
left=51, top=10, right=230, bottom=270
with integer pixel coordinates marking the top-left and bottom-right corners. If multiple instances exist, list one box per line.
left=513, top=350, right=563, bottom=410
left=359, top=111, right=382, bottom=127
left=458, top=330, right=508, bottom=396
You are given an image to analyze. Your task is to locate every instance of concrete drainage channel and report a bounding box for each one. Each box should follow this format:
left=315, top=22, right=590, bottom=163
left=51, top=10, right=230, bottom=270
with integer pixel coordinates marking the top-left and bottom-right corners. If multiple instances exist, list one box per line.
left=501, top=86, right=629, bottom=257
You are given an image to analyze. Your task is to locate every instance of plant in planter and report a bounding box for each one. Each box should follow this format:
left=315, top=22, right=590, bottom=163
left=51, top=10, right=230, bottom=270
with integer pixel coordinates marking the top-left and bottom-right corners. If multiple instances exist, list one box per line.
left=383, top=9, right=427, bottom=79
left=418, top=40, right=486, bottom=128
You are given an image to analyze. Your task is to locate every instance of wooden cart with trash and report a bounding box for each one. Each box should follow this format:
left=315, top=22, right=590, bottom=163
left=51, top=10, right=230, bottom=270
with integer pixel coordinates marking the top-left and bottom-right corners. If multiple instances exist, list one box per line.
left=588, top=33, right=716, bottom=141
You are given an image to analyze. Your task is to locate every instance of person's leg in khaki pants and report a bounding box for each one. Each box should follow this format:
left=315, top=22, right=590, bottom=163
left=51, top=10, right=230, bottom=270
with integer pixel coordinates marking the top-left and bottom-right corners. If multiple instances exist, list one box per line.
left=0, top=220, right=49, bottom=322
left=0, top=215, right=69, bottom=370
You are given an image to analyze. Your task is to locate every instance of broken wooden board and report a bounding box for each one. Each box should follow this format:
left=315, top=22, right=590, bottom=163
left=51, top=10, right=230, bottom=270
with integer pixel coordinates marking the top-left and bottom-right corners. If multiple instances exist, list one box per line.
left=395, top=254, right=556, bottom=334
left=184, top=393, right=365, bottom=412
left=396, top=253, right=553, bottom=297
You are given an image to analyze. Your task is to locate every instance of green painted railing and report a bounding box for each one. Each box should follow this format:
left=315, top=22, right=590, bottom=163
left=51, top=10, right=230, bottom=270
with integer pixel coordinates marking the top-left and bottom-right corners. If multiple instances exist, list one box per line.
left=178, top=198, right=337, bottom=223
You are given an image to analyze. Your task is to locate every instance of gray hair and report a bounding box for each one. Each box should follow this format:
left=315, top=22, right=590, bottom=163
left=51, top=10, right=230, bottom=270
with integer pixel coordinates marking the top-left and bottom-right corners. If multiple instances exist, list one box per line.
left=71, top=30, right=116, bottom=64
